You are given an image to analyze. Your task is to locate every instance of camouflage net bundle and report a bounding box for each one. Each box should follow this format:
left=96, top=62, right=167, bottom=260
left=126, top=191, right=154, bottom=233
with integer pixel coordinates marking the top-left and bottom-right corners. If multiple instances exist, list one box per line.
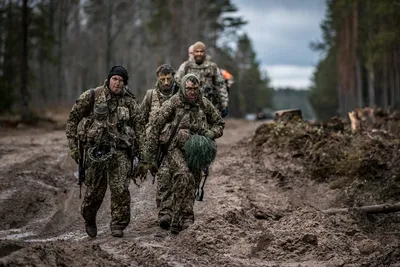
left=252, top=119, right=400, bottom=203
left=183, top=134, right=217, bottom=171
left=86, top=145, right=115, bottom=170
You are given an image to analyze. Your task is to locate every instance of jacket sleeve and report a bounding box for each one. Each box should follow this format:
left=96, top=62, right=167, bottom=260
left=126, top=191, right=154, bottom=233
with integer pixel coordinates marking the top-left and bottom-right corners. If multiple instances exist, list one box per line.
left=144, top=99, right=176, bottom=162
left=139, top=90, right=152, bottom=126
left=175, top=62, right=187, bottom=87
left=65, top=90, right=92, bottom=151
left=126, top=98, right=145, bottom=159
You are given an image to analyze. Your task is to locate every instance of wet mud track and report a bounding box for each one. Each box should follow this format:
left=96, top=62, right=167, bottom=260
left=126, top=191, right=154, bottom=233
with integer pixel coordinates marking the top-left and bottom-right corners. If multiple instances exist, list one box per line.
left=1, top=120, right=400, bottom=266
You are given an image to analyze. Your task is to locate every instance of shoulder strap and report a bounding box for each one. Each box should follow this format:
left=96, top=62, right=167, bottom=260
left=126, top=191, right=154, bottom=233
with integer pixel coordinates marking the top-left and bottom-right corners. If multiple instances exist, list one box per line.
left=85, top=88, right=95, bottom=117
left=164, top=112, right=184, bottom=151
left=146, top=89, right=153, bottom=109
left=184, top=61, right=189, bottom=75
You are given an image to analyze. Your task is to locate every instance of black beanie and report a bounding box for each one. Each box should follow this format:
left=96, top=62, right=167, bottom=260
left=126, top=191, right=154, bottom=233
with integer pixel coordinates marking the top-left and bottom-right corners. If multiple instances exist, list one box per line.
left=107, top=65, right=129, bottom=85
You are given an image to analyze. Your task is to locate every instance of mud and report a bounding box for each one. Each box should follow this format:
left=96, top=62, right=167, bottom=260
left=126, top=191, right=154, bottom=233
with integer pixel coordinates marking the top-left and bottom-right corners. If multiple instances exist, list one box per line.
left=0, top=119, right=400, bottom=266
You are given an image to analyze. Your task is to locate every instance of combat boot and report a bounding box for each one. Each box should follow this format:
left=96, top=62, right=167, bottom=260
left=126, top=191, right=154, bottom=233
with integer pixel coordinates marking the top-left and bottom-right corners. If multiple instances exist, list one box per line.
left=111, top=229, right=124, bottom=238
left=159, top=214, right=171, bottom=229
left=181, top=218, right=194, bottom=230
left=170, top=225, right=180, bottom=235
left=85, top=220, right=97, bottom=238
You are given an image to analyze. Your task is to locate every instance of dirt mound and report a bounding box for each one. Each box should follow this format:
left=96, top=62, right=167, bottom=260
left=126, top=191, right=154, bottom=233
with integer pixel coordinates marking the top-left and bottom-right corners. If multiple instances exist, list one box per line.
left=251, top=119, right=400, bottom=205
left=0, top=240, right=129, bottom=267
left=0, top=130, right=77, bottom=235
left=2, top=120, right=400, bottom=266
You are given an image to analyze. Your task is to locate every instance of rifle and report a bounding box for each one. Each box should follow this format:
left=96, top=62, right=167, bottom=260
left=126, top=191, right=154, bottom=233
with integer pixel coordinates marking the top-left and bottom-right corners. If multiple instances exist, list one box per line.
left=75, top=88, right=95, bottom=198
left=152, top=115, right=185, bottom=184
left=201, top=85, right=221, bottom=111
left=77, top=140, right=86, bottom=199
left=195, top=166, right=209, bottom=201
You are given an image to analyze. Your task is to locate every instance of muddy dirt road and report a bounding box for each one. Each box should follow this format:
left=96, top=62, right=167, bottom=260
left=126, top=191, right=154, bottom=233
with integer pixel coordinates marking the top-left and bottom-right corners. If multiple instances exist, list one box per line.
left=1, top=120, right=400, bottom=266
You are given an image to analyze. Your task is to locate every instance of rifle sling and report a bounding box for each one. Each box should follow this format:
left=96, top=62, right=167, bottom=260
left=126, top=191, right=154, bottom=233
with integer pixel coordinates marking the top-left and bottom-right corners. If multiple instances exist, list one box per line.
left=160, top=113, right=184, bottom=155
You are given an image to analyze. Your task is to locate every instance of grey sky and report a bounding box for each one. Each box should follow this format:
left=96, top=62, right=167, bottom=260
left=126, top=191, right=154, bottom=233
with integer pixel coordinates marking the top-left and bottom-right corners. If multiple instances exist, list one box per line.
left=231, top=0, right=327, bottom=88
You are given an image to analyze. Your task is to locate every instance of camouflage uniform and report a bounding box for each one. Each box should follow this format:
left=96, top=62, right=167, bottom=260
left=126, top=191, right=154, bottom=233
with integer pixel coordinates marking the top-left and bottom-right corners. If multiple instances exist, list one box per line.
left=66, top=81, right=143, bottom=235
left=176, top=59, right=229, bottom=109
left=140, top=79, right=178, bottom=218
left=144, top=74, right=225, bottom=232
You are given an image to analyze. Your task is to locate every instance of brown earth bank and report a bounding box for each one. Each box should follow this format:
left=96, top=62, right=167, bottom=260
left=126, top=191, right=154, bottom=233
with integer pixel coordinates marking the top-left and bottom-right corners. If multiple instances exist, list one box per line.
left=0, top=119, right=400, bottom=267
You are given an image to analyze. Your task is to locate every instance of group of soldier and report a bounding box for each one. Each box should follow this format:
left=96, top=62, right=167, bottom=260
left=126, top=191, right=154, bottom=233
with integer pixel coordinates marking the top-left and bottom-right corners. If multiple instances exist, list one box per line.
left=66, top=41, right=230, bottom=238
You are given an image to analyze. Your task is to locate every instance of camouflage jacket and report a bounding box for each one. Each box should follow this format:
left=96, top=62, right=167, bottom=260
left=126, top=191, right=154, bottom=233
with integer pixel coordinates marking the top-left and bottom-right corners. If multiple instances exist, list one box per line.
left=65, top=83, right=144, bottom=156
left=140, top=82, right=179, bottom=131
left=144, top=91, right=225, bottom=163
left=175, top=59, right=229, bottom=109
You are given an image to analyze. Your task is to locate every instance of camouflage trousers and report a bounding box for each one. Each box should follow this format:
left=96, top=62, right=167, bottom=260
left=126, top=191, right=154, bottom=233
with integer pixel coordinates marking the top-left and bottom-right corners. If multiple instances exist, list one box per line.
left=81, top=149, right=131, bottom=231
left=156, top=148, right=201, bottom=227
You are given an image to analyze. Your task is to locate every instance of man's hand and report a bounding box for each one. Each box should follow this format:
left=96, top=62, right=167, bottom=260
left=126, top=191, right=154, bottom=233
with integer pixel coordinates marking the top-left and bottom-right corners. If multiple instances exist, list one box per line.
left=203, top=130, right=215, bottom=140
left=134, top=161, right=158, bottom=182
left=70, top=147, right=80, bottom=164
left=220, top=107, right=228, bottom=118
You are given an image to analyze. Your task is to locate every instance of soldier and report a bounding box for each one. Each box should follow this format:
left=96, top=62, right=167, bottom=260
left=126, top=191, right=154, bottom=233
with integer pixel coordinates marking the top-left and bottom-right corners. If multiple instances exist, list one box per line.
left=140, top=64, right=179, bottom=132
left=66, top=66, right=144, bottom=238
left=136, top=73, right=225, bottom=234
left=176, top=41, right=229, bottom=118
left=188, top=44, right=194, bottom=61
left=139, top=64, right=179, bottom=225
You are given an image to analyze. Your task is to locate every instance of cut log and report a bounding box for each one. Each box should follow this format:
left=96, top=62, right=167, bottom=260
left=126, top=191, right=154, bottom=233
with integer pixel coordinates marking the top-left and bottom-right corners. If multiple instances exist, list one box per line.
left=348, top=110, right=361, bottom=132
left=274, top=109, right=303, bottom=122
left=323, top=202, right=400, bottom=215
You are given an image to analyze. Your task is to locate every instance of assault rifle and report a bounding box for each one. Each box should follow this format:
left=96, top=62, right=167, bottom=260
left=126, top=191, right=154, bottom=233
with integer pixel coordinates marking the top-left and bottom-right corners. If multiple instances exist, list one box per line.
left=153, top=115, right=185, bottom=184
left=195, top=166, right=209, bottom=201
left=77, top=140, right=86, bottom=199
left=201, top=85, right=221, bottom=110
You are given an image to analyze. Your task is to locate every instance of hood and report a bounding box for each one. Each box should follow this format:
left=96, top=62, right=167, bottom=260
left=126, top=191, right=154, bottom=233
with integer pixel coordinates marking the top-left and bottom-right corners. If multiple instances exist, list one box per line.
left=179, top=73, right=202, bottom=105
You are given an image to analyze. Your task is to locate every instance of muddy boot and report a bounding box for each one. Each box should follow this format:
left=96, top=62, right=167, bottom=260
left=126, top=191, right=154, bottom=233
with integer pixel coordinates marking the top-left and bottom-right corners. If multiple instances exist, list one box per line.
left=170, top=225, right=180, bottom=235
left=111, top=229, right=124, bottom=238
left=181, top=219, right=194, bottom=230
left=159, top=214, right=171, bottom=230
left=85, top=220, right=97, bottom=238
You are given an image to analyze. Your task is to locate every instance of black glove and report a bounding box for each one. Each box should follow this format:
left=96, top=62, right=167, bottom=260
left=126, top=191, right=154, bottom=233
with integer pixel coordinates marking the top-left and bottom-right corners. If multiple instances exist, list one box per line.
left=134, top=161, right=158, bottom=182
left=220, top=107, right=228, bottom=118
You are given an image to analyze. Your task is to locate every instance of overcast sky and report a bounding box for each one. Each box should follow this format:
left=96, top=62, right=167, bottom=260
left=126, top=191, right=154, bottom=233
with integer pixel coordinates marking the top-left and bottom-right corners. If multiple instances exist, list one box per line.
left=231, top=0, right=327, bottom=89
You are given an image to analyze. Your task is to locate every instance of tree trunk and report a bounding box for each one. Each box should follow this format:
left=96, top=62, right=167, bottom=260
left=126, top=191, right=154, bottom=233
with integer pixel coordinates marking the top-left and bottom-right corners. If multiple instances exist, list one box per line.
left=390, top=48, right=396, bottom=108
left=57, top=0, right=64, bottom=104
left=356, top=57, right=363, bottom=108
left=21, top=0, right=30, bottom=121
left=382, top=53, right=389, bottom=109
left=367, top=62, right=375, bottom=107
left=105, top=0, right=113, bottom=72
left=394, top=47, right=400, bottom=108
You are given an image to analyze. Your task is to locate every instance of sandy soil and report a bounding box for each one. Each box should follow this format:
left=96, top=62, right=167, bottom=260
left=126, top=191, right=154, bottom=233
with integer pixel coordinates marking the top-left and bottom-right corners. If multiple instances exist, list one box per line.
left=0, top=119, right=400, bottom=267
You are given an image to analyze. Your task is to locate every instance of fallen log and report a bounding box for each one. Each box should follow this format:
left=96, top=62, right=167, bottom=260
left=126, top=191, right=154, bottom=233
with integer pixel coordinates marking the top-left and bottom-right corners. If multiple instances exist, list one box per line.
left=323, top=202, right=400, bottom=215
left=274, top=109, right=303, bottom=122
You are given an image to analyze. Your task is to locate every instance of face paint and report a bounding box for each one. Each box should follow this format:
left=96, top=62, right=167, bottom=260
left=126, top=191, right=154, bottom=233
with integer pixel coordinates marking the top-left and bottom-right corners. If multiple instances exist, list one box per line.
left=158, top=73, right=173, bottom=90
left=185, top=80, right=199, bottom=102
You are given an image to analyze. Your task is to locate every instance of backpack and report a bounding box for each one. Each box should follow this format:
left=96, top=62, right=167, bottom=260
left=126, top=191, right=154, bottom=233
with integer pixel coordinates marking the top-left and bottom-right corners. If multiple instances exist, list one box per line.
left=77, top=88, right=99, bottom=142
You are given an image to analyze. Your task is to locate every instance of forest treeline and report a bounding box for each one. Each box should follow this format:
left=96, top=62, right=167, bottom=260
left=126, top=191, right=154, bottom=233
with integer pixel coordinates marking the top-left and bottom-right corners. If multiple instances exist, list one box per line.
left=0, top=0, right=273, bottom=119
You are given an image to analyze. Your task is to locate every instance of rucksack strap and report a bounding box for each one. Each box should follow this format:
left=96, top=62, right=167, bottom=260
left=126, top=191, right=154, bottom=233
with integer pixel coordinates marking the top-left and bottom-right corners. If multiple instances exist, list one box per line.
left=145, top=89, right=153, bottom=109
left=183, top=61, right=189, bottom=76
left=85, top=88, right=95, bottom=117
